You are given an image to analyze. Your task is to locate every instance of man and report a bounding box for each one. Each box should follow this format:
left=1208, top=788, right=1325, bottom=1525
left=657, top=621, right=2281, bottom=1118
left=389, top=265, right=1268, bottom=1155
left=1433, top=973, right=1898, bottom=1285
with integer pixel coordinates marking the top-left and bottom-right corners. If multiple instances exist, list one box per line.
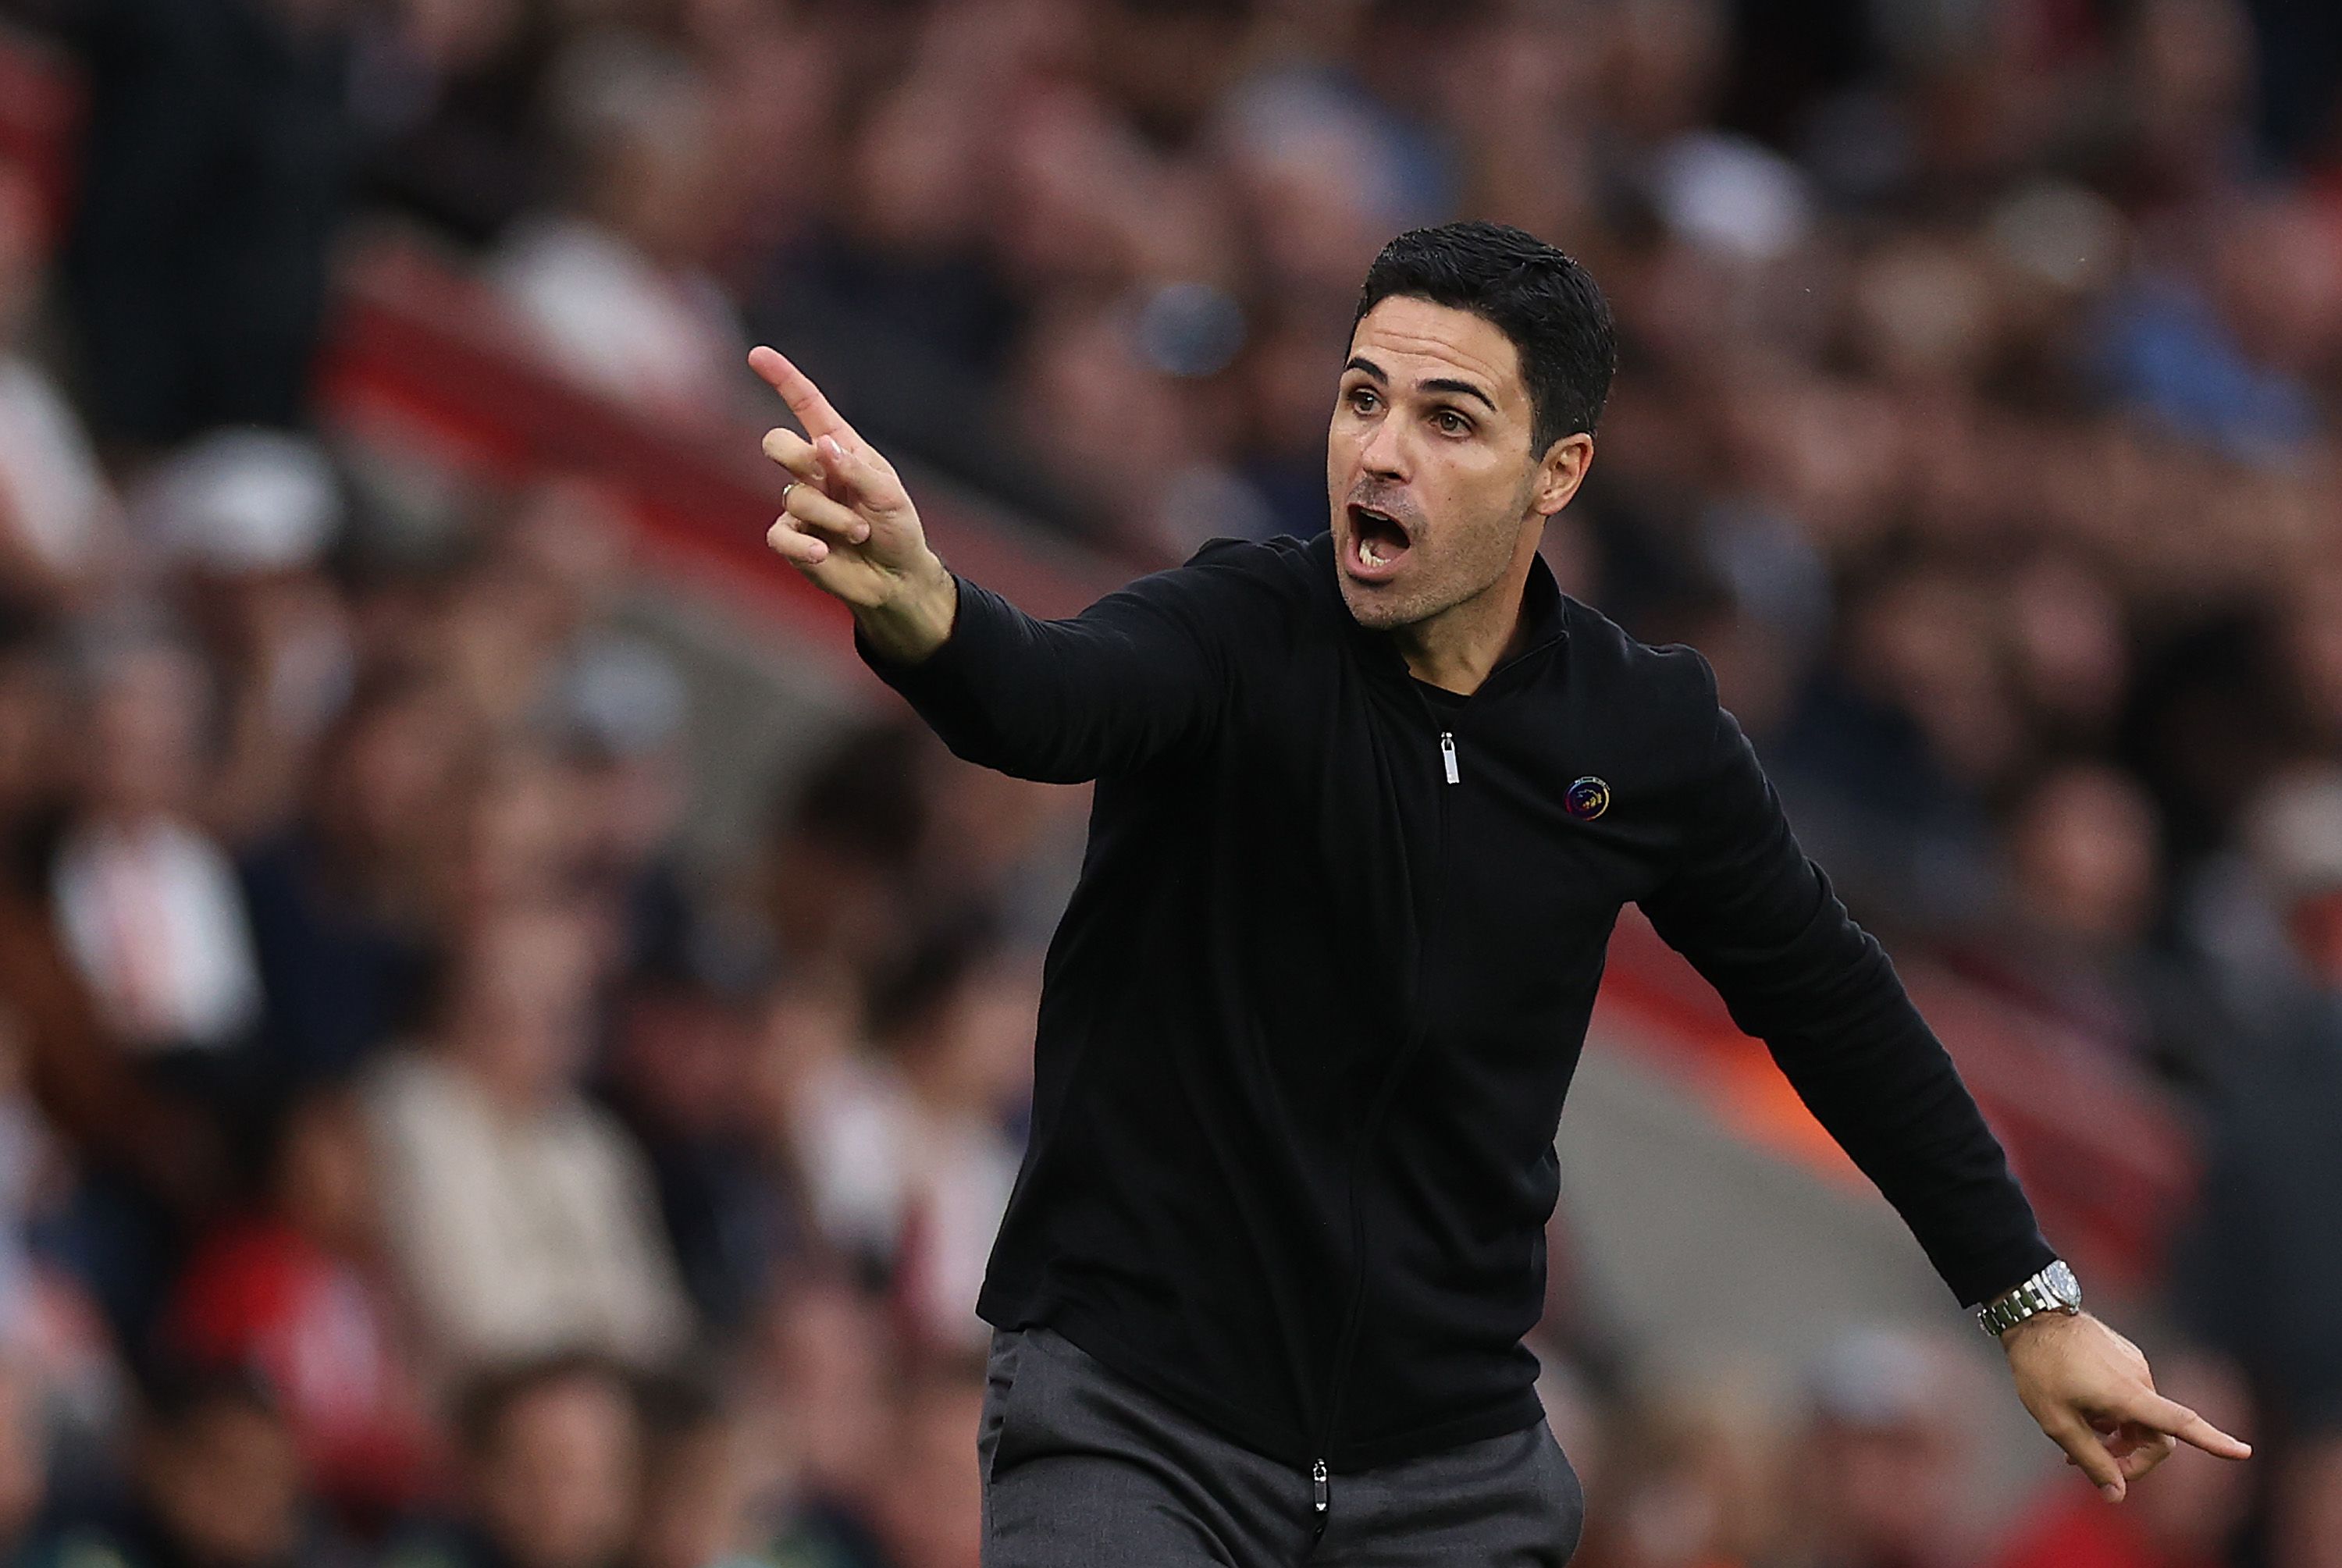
left=383, top=1353, right=641, bottom=1568
left=33, top=1366, right=317, bottom=1568
left=752, top=222, right=2248, bottom=1566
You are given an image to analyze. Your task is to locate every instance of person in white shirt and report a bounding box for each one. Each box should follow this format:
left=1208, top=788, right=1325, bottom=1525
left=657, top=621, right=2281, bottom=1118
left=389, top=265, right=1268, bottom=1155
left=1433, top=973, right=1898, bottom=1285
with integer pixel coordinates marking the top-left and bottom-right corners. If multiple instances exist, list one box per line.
left=365, top=898, right=691, bottom=1381
left=491, top=35, right=739, bottom=419
left=51, top=635, right=262, bottom=1056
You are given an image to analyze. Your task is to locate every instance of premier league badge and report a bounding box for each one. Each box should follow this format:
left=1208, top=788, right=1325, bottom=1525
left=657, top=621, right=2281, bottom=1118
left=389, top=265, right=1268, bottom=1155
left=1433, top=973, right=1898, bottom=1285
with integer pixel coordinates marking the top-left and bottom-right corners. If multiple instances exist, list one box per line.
left=1564, top=776, right=1611, bottom=821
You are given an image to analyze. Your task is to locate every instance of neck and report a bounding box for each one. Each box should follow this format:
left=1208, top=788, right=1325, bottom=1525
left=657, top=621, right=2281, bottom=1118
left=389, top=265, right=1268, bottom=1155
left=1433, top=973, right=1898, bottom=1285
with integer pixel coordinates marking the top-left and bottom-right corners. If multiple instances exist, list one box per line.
left=1390, top=533, right=1543, bottom=695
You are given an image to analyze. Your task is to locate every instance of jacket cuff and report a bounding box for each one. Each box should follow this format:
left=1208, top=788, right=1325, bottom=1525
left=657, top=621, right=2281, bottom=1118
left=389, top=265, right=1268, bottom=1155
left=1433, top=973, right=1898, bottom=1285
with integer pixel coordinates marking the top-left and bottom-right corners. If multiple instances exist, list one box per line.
left=853, top=573, right=1012, bottom=713
left=1953, top=1232, right=2062, bottom=1311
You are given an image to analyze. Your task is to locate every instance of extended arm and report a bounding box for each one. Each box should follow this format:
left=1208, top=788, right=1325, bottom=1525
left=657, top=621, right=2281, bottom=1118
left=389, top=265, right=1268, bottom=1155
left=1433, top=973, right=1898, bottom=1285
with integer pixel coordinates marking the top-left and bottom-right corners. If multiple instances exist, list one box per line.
left=1639, top=701, right=2049, bottom=1307
left=751, top=346, right=1231, bottom=783
left=1640, top=681, right=2248, bottom=1499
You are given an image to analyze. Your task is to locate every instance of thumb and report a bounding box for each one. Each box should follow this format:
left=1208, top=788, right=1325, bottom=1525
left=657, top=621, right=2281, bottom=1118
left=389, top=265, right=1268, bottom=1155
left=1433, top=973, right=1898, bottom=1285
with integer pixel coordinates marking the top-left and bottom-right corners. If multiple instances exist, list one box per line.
left=818, top=436, right=898, bottom=512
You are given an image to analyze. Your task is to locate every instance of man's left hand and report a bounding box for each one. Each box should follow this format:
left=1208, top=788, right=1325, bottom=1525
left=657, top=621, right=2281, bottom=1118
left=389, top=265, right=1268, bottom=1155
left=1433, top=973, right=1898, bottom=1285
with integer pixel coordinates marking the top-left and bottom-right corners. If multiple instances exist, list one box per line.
left=2002, top=1310, right=2252, bottom=1502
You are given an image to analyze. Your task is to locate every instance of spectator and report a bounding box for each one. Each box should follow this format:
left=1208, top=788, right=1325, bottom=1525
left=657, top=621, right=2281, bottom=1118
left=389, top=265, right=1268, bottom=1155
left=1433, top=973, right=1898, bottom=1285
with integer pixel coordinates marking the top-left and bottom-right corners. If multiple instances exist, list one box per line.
left=1570, top=1366, right=1782, bottom=1568
left=603, top=976, right=805, bottom=1337
left=40, top=631, right=262, bottom=1339
left=1774, top=1328, right=1987, bottom=1568
left=863, top=1363, right=985, bottom=1568
left=491, top=33, right=739, bottom=420
left=159, top=1086, right=440, bottom=1525
left=350, top=0, right=548, bottom=247
left=627, top=1371, right=760, bottom=1568
left=386, top=1353, right=639, bottom=1568
left=1948, top=764, right=2187, bottom=1072
left=784, top=915, right=1027, bottom=1353
left=553, top=635, right=696, bottom=986
left=363, top=901, right=690, bottom=1380
left=237, top=671, right=459, bottom=1090
left=30, top=1367, right=321, bottom=1568
left=0, top=621, right=222, bottom=1344
left=418, top=478, right=630, bottom=738
left=741, top=1270, right=889, bottom=1568
left=137, top=428, right=354, bottom=848
left=50, top=632, right=263, bottom=1064
left=760, top=724, right=924, bottom=983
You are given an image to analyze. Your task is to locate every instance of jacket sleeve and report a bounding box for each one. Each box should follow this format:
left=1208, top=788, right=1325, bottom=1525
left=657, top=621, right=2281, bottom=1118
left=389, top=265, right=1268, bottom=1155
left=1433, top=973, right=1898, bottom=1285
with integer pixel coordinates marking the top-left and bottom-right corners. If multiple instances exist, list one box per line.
left=1636, top=672, right=2057, bottom=1308
left=855, top=541, right=1259, bottom=784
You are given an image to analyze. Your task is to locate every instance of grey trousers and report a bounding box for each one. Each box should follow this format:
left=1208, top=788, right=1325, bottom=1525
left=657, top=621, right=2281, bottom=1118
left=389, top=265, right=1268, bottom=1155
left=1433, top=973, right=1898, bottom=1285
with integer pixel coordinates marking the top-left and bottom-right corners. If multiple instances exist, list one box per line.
left=979, top=1326, right=1585, bottom=1566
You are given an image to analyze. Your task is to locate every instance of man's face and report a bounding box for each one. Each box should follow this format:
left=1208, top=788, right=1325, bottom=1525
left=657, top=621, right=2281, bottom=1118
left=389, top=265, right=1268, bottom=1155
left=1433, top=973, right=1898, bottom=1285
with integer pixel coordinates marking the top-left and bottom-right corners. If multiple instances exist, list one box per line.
left=1327, top=297, right=1566, bottom=631
left=144, top=1403, right=302, bottom=1567
left=477, top=1376, right=639, bottom=1568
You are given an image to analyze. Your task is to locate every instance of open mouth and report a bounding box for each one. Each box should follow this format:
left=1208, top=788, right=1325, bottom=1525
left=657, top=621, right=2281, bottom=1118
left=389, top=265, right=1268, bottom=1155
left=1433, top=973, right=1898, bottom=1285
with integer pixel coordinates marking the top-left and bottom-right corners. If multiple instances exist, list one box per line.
left=1344, top=503, right=1413, bottom=582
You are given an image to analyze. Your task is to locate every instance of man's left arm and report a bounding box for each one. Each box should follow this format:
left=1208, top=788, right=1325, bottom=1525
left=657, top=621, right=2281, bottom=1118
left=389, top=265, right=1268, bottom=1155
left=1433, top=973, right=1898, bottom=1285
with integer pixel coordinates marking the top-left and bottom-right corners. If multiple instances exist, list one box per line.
left=1637, top=684, right=2250, bottom=1500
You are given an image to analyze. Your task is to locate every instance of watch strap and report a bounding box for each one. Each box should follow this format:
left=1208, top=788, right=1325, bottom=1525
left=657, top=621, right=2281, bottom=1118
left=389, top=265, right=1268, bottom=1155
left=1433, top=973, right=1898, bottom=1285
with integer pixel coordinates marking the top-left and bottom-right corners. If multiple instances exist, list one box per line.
left=1975, top=1262, right=2080, bottom=1337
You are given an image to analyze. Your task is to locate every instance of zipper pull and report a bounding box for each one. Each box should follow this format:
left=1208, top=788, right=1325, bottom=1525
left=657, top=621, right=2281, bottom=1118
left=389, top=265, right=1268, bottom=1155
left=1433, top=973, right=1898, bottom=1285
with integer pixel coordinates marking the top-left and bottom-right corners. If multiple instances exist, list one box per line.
left=1312, top=1458, right=1329, bottom=1515
left=1439, top=732, right=1459, bottom=784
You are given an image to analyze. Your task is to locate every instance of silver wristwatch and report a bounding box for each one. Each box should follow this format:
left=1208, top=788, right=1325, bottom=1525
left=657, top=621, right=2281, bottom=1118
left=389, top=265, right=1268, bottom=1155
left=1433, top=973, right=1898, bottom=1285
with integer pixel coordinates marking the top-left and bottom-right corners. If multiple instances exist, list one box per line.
left=1974, top=1259, right=2083, bottom=1338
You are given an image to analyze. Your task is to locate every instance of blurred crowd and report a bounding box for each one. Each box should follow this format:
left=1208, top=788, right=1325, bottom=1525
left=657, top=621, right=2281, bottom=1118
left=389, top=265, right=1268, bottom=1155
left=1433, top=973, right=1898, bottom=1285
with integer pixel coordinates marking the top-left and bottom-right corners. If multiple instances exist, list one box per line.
left=0, top=0, right=2333, bottom=1564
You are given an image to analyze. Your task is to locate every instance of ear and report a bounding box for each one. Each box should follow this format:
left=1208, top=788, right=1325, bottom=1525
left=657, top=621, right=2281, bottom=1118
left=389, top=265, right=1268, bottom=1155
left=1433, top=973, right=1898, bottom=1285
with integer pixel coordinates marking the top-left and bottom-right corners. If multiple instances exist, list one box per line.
left=1531, top=433, right=1594, bottom=519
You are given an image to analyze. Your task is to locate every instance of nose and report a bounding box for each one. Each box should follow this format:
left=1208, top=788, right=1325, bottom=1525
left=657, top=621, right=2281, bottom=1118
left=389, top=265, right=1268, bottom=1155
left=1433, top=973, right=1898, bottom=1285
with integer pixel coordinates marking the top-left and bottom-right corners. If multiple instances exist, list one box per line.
left=1358, top=406, right=1408, bottom=482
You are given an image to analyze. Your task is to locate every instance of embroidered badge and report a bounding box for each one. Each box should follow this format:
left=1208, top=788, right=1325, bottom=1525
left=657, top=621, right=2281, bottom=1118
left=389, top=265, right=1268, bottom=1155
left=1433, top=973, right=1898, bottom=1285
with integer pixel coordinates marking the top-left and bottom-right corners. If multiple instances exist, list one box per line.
left=1564, top=777, right=1611, bottom=821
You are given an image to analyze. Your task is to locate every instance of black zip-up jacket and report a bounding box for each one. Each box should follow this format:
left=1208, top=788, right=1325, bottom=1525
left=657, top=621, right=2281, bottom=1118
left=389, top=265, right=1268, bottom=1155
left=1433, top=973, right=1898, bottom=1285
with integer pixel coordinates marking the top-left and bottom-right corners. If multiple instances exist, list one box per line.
left=860, top=531, right=2054, bottom=1474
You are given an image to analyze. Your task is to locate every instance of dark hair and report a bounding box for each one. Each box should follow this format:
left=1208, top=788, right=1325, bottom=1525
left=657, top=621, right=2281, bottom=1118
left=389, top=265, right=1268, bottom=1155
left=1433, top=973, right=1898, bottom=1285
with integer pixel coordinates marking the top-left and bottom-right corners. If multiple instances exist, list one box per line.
left=134, top=1360, right=283, bottom=1433
left=1353, top=221, right=1618, bottom=456
left=454, top=1350, right=635, bottom=1460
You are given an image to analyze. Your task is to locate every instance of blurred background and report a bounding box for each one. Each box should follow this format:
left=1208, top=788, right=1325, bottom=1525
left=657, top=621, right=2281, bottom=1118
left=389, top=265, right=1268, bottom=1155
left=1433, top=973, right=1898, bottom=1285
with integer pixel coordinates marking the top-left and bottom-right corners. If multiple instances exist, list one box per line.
left=0, top=0, right=2330, bottom=1565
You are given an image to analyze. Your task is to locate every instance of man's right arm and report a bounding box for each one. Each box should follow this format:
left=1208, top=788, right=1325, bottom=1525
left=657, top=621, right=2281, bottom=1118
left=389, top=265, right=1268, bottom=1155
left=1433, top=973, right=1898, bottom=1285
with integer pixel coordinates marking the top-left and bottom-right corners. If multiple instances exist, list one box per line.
left=750, top=346, right=1230, bottom=783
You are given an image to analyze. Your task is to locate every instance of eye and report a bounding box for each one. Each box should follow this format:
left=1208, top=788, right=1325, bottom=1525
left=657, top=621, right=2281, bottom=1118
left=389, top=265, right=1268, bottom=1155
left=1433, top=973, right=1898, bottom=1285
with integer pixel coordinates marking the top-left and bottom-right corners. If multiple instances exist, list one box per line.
left=1433, top=408, right=1471, bottom=436
left=1347, top=386, right=1379, bottom=414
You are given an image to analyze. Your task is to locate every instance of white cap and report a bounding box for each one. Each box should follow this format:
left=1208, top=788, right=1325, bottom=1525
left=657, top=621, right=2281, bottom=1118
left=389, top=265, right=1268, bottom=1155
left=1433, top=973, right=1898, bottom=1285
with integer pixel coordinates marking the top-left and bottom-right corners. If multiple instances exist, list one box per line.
left=558, top=635, right=685, bottom=759
left=144, top=428, right=341, bottom=574
left=1805, top=1328, right=1956, bottom=1430
left=1650, top=130, right=1817, bottom=265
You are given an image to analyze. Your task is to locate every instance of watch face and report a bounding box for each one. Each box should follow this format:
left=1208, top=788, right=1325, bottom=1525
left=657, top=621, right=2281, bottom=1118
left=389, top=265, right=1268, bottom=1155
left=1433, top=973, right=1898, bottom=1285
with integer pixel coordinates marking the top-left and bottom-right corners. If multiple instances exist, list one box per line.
left=2044, top=1260, right=2082, bottom=1309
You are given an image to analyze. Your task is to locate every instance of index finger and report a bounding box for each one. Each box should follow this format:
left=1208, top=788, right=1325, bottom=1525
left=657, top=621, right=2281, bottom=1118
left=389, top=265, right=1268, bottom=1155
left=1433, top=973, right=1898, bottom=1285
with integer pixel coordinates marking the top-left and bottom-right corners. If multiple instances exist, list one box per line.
left=749, top=346, right=856, bottom=444
left=2130, top=1394, right=2253, bottom=1460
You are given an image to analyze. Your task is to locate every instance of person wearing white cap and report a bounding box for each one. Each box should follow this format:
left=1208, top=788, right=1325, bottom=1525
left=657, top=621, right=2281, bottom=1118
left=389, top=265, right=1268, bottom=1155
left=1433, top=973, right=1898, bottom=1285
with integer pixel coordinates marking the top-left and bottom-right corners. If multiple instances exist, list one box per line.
left=137, top=428, right=354, bottom=842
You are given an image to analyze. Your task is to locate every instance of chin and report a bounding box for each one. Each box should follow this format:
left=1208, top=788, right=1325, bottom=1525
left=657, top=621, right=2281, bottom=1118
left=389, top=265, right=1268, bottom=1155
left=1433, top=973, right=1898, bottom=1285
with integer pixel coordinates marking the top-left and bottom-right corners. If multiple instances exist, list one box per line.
left=1337, top=574, right=1426, bottom=631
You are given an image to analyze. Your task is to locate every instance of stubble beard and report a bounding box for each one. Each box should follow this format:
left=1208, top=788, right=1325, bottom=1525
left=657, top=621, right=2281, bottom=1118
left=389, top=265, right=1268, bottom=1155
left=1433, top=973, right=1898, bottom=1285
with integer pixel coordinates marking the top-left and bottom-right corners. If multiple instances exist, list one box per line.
left=1337, top=506, right=1529, bottom=634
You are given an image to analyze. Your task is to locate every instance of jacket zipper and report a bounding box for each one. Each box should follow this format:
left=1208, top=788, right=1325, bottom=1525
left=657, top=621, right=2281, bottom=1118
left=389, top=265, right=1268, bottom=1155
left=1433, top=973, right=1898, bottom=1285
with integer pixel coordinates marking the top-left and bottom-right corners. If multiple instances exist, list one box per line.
left=1310, top=721, right=1457, bottom=1531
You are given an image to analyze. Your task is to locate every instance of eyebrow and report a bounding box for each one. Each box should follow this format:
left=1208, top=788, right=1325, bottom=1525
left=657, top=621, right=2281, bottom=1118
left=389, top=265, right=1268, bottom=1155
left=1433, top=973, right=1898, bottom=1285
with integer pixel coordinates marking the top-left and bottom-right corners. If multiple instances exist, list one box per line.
left=1421, top=377, right=1498, bottom=414
left=1342, top=356, right=1498, bottom=415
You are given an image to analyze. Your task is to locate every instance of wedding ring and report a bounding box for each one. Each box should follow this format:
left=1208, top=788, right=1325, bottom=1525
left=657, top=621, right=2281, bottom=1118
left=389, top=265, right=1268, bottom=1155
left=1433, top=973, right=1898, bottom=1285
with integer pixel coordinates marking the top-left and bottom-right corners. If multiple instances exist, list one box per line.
left=780, top=481, right=797, bottom=505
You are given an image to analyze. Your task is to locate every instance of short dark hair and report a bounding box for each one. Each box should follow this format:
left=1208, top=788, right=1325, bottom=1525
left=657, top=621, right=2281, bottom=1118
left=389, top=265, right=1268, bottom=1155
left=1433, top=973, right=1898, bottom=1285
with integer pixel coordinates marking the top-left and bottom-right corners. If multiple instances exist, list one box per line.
left=454, top=1350, right=635, bottom=1460
left=1353, top=221, right=1617, bottom=456
left=135, top=1360, right=283, bottom=1433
